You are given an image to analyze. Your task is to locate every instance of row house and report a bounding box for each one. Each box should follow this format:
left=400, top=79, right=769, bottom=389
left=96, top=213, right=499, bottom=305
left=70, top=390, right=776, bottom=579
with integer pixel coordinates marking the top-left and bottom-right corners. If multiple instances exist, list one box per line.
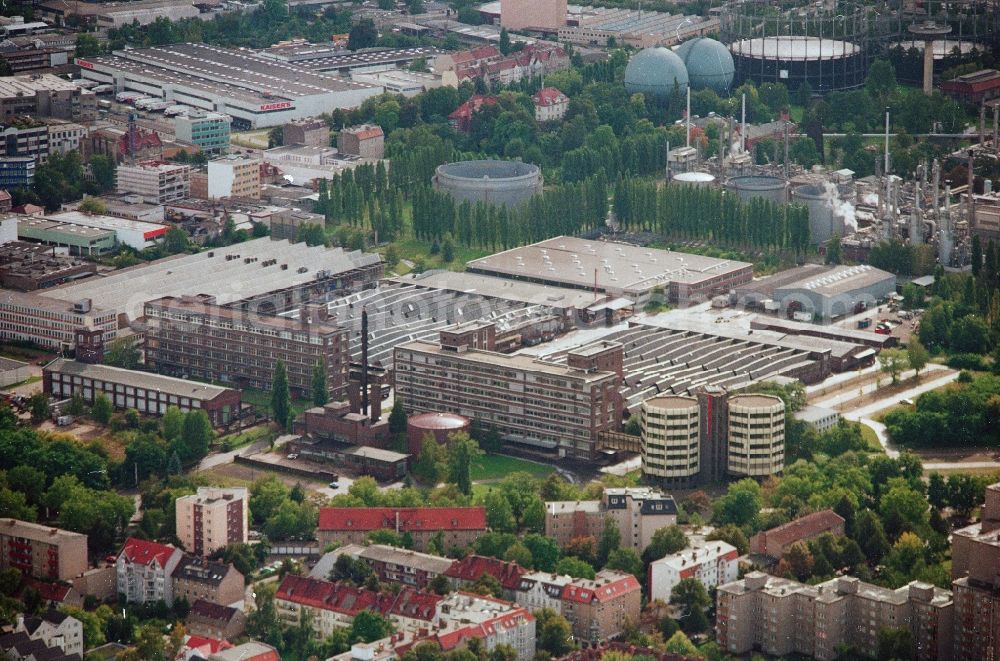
left=115, top=537, right=244, bottom=607
left=316, top=507, right=487, bottom=553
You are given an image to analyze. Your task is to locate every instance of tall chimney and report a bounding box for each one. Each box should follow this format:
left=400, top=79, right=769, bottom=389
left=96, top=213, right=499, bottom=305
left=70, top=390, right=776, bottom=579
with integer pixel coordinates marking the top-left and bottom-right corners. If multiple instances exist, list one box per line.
left=361, top=308, right=369, bottom=416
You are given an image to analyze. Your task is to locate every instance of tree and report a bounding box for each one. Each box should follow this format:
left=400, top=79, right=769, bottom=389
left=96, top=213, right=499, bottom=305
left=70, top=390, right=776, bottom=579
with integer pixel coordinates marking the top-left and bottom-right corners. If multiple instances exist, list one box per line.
left=670, top=578, right=711, bottom=634
left=312, top=359, right=328, bottom=407
left=706, top=524, right=750, bottom=555
left=75, top=33, right=102, bottom=57
left=825, top=235, right=842, bottom=264
left=498, top=27, right=512, bottom=55
left=482, top=490, right=516, bottom=532
left=534, top=608, right=574, bottom=656
left=91, top=393, right=113, bottom=424
left=713, top=478, right=762, bottom=528
left=877, top=627, right=915, bottom=661
left=441, top=235, right=455, bottom=263
left=28, top=392, right=50, bottom=423
left=89, top=155, right=117, bottom=193
left=605, top=548, right=643, bottom=580
left=664, top=630, right=700, bottom=657
left=503, top=542, right=532, bottom=567
left=351, top=610, right=394, bottom=643
left=250, top=476, right=289, bottom=525
left=879, top=348, right=909, bottom=385
left=271, top=360, right=291, bottom=430
left=784, top=541, right=815, bottom=581
left=642, top=525, right=687, bottom=564
left=164, top=226, right=189, bottom=254
left=78, top=197, right=106, bottom=214
left=523, top=533, right=560, bottom=571
left=388, top=398, right=407, bottom=433
left=907, top=340, right=929, bottom=380
left=554, top=556, right=595, bottom=579
left=177, top=409, right=212, bottom=463
left=412, top=435, right=447, bottom=485
left=162, top=405, right=184, bottom=441
left=880, top=481, right=930, bottom=539
left=446, top=432, right=481, bottom=496
left=866, top=59, right=897, bottom=106
left=348, top=19, right=377, bottom=50
left=104, top=337, right=140, bottom=370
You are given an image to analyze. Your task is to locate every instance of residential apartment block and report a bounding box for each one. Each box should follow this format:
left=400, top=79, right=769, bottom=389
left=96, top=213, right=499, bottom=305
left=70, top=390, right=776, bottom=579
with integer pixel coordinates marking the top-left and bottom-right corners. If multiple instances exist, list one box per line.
left=717, top=572, right=953, bottom=661
left=207, top=155, right=260, bottom=200
left=445, top=555, right=527, bottom=600
left=559, top=570, right=642, bottom=643
left=641, top=387, right=786, bottom=488
left=951, top=482, right=1000, bottom=660
left=171, top=556, right=245, bottom=607
left=0, top=519, right=87, bottom=581
left=316, top=507, right=487, bottom=553
left=43, top=359, right=243, bottom=428
left=175, top=487, right=249, bottom=557
left=336, top=124, right=383, bottom=159
left=394, top=327, right=623, bottom=461
left=116, top=537, right=184, bottom=606
left=649, top=541, right=739, bottom=603
left=545, top=487, right=677, bottom=551
left=115, top=160, right=191, bottom=204
left=186, top=599, right=246, bottom=640
left=285, top=118, right=330, bottom=148
left=321, top=544, right=454, bottom=590
left=144, top=295, right=349, bottom=400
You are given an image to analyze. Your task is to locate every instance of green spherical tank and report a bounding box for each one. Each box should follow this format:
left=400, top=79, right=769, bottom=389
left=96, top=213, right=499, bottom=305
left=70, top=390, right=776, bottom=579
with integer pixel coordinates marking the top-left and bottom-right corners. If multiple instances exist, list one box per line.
left=623, top=47, right=689, bottom=102
left=675, top=37, right=735, bottom=94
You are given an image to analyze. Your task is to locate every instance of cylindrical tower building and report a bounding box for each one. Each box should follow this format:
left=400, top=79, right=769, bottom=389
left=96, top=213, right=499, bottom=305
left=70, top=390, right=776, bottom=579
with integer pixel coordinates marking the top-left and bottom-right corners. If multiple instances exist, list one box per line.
left=726, top=394, right=785, bottom=478
left=641, top=395, right=700, bottom=488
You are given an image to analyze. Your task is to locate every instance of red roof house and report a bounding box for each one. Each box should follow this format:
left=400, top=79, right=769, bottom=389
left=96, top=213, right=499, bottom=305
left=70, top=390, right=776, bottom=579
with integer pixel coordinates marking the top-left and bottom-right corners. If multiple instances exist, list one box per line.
left=445, top=555, right=527, bottom=593
left=532, top=86, right=569, bottom=122
left=275, top=574, right=441, bottom=622
left=448, top=96, right=498, bottom=132
left=318, top=507, right=487, bottom=533
left=749, top=509, right=846, bottom=560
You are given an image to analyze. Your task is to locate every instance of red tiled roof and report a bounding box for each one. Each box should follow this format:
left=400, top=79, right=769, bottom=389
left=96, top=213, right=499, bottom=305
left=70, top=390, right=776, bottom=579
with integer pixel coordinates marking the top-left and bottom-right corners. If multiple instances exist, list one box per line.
left=21, top=579, right=72, bottom=604
left=561, top=573, right=641, bottom=605
left=120, top=537, right=179, bottom=568
left=533, top=87, right=568, bottom=107
left=183, top=634, right=231, bottom=655
left=346, top=125, right=384, bottom=141
left=751, top=509, right=845, bottom=551
left=318, top=507, right=487, bottom=532
left=448, top=96, right=498, bottom=122
left=431, top=607, right=534, bottom=651
left=275, top=575, right=441, bottom=621
left=445, top=555, right=527, bottom=591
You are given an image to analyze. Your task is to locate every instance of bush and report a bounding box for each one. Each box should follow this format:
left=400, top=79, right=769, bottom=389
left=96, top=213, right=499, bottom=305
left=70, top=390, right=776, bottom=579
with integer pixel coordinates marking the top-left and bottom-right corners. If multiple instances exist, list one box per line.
left=947, top=353, right=986, bottom=371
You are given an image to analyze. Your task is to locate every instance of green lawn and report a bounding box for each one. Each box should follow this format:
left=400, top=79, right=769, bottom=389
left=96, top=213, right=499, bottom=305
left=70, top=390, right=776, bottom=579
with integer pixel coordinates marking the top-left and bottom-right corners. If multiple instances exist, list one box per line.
left=471, top=454, right=555, bottom=482
left=858, top=422, right=884, bottom=453
left=241, top=389, right=312, bottom=420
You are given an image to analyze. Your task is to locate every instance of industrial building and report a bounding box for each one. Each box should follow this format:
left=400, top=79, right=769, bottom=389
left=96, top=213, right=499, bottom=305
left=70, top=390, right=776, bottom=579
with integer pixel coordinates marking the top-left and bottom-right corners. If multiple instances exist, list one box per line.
left=16, top=216, right=117, bottom=255
left=43, top=358, right=243, bottom=428
left=144, top=294, right=350, bottom=400
left=0, top=241, right=96, bottom=291
left=500, top=0, right=565, bottom=31
left=558, top=6, right=717, bottom=48
left=260, top=43, right=440, bottom=76
left=640, top=389, right=785, bottom=488
left=0, top=74, right=96, bottom=122
left=0, top=290, right=117, bottom=352
left=44, top=211, right=169, bottom=251
left=38, top=237, right=383, bottom=322
left=433, top=160, right=543, bottom=208
left=395, top=326, right=623, bottom=461
left=734, top=264, right=896, bottom=322
left=115, top=160, right=192, bottom=204
left=75, top=44, right=382, bottom=129
left=466, top=237, right=753, bottom=305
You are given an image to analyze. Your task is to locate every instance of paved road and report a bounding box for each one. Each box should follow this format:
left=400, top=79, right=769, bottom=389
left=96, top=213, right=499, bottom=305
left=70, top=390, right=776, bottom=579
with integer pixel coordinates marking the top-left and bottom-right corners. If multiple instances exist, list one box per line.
left=813, top=364, right=951, bottom=410
left=196, top=435, right=284, bottom=472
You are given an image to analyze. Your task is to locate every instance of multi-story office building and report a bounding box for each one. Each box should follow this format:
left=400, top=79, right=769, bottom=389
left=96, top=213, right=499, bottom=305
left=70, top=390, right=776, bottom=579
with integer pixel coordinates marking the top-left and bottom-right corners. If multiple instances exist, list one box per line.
left=0, top=74, right=97, bottom=122
left=394, top=326, right=623, bottom=461
left=144, top=294, right=349, bottom=400
left=316, top=507, right=487, bottom=553
left=717, top=573, right=954, bottom=661
left=207, top=155, right=260, bottom=200
left=559, top=570, right=642, bottom=643
left=545, top=487, right=677, bottom=551
left=640, top=388, right=786, bottom=487
left=1, top=122, right=49, bottom=161
left=45, top=121, right=86, bottom=155
left=115, top=160, right=191, bottom=204
left=951, top=481, right=1000, bottom=660
left=115, top=537, right=184, bottom=606
left=0, top=291, right=116, bottom=352
left=0, top=155, right=35, bottom=187
left=649, top=541, right=739, bottom=603
left=175, top=487, right=249, bottom=557
left=174, top=111, right=231, bottom=154
left=0, top=519, right=88, bottom=581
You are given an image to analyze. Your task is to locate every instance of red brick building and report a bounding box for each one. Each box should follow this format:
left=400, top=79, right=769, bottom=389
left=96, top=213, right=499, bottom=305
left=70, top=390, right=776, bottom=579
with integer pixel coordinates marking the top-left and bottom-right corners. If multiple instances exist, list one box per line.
left=316, top=507, right=487, bottom=552
left=749, top=509, right=846, bottom=560
left=445, top=555, right=528, bottom=599
left=942, top=69, right=1000, bottom=105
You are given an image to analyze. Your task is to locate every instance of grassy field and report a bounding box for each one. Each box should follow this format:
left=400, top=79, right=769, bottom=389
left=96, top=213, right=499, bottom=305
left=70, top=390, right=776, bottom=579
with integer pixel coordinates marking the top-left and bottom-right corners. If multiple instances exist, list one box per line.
left=241, top=389, right=313, bottom=420
left=858, top=423, right=884, bottom=453
left=470, top=454, right=555, bottom=482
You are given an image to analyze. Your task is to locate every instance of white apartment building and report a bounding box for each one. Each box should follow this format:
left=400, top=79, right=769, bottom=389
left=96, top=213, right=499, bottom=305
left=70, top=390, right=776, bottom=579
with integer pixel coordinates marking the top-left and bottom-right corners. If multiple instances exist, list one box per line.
left=175, top=487, right=249, bottom=557
left=15, top=611, right=84, bottom=657
left=649, top=541, right=739, bottom=603
left=514, top=571, right=574, bottom=614
left=115, top=537, right=183, bottom=606
left=115, top=160, right=191, bottom=204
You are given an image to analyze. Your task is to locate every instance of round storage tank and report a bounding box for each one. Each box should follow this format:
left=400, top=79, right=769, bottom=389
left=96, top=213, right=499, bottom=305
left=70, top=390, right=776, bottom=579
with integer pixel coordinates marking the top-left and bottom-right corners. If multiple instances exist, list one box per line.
left=790, top=184, right=846, bottom=245
left=675, top=37, right=735, bottom=94
left=624, top=47, right=689, bottom=101
left=407, top=412, right=472, bottom=455
left=433, top=160, right=543, bottom=207
left=726, top=175, right=788, bottom=204
left=672, top=171, right=716, bottom=188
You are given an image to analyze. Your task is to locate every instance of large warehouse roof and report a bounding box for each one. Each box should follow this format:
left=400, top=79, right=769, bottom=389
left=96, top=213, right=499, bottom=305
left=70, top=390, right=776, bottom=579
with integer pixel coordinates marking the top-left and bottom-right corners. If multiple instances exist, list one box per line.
left=41, top=238, right=381, bottom=321
left=773, top=264, right=894, bottom=298
left=393, top=270, right=603, bottom=311
left=466, top=236, right=751, bottom=293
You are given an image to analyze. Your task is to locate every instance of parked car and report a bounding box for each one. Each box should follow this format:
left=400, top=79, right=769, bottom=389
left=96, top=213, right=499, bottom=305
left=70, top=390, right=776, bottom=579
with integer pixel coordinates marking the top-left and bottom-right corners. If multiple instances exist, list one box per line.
left=286, top=453, right=299, bottom=460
